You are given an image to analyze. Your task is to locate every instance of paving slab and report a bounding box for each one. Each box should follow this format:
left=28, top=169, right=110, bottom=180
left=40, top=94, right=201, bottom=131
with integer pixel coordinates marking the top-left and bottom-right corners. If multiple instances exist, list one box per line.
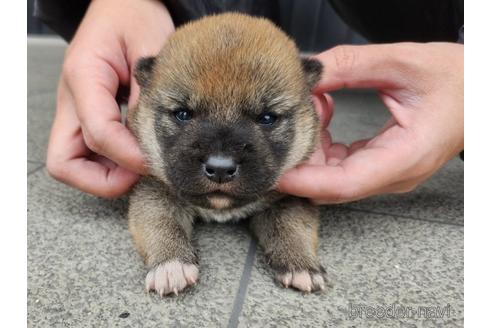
left=27, top=38, right=66, bottom=97
left=28, top=168, right=251, bottom=327
left=345, top=158, right=463, bottom=226
left=27, top=39, right=64, bottom=163
left=27, top=94, right=56, bottom=163
left=238, top=207, right=463, bottom=328
left=28, top=161, right=44, bottom=175
left=329, top=91, right=464, bottom=226
left=330, top=89, right=390, bottom=144
left=28, top=37, right=464, bottom=328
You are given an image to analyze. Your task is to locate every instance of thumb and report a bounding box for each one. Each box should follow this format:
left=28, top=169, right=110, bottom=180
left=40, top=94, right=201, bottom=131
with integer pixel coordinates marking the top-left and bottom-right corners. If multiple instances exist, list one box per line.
left=277, top=164, right=353, bottom=203
left=313, top=44, right=412, bottom=93
left=277, top=125, right=413, bottom=203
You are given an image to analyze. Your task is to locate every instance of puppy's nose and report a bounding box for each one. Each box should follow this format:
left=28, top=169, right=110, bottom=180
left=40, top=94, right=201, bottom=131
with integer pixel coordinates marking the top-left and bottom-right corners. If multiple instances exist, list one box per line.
left=203, top=156, right=238, bottom=183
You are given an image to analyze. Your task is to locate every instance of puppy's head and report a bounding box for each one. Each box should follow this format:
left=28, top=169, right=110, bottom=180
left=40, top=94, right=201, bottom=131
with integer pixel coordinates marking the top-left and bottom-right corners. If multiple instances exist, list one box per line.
left=131, top=13, right=322, bottom=209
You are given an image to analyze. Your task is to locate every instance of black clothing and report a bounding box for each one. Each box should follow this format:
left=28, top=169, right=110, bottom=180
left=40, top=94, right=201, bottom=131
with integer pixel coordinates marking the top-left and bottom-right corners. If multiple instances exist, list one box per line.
left=34, top=0, right=463, bottom=51
left=33, top=0, right=464, bottom=158
left=329, top=0, right=463, bottom=43
left=33, top=0, right=89, bottom=41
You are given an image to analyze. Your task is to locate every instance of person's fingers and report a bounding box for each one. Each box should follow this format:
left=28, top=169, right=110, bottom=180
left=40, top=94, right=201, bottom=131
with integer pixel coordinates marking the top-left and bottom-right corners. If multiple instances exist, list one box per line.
left=128, top=77, right=141, bottom=112
left=60, top=156, right=140, bottom=198
left=378, top=116, right=398, bottom=135
left=66, top=59, right=147, bottom=174
left=305, top=94, right=335, bottom=166
left=325, top=143, right=349, bottom=166
left=307, top=129, right=333, bottom=166
left=313, top=44, right=423, bottom=129
left=319, top=129, right=332, bottom=156
left=313, top=44, right=416, bottom=93
left=278, top=140, right=409, bottom=203
left=278, top=163, right=351, bottom=203
left=47, top=80, right=140, bottom=198
left=306, top=147, right=328, bottom=167
left=323, top=93, right=334, bottom=119
left=126, top=2, right=175, bottom=110
left=348, top=139, right=370, bottom=155
left=48, top=80, right=88, bottom=162
left=312, top=94, right=333, bottom=130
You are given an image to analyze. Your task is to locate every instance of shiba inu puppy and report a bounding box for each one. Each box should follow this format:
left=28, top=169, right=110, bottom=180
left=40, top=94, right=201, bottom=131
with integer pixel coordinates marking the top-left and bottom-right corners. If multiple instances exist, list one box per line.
left=129, top=13, right=325, bottom=296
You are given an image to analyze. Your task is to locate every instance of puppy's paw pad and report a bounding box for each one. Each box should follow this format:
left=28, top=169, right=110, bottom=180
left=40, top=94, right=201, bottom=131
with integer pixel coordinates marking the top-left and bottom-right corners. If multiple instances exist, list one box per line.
left=276, top=270, right=325, bottom=293
left=145, top=260, right=199, bottom=296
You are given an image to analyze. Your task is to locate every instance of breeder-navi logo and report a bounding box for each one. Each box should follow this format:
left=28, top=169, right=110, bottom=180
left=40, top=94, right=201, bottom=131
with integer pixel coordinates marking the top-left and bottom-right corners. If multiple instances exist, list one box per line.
left=347, top=303, right=453, bottom=320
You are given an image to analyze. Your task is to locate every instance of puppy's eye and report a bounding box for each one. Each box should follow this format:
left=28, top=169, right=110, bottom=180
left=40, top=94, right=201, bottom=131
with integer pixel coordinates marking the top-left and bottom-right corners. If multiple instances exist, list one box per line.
left=256, top=112, right=278, bottom=125
left=174, top=109, right=193, bottom=122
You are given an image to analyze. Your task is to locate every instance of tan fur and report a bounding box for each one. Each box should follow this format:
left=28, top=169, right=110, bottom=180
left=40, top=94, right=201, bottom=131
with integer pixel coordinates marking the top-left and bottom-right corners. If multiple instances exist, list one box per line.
left=250, top=197, right=320, bottom=270
left=128, top=13, right=326, bottom=295
left=131, top=14, right=318, bottom=181
left=128, top=178, right=196, bottom=267
left=129, top=104, right=168, bottom=183
left=155, top=13, right=305, bottom=114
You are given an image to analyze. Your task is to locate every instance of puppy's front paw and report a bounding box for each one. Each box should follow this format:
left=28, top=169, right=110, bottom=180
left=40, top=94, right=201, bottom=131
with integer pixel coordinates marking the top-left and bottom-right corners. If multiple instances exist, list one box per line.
left=145, top=260, right=199, bottom=296
left=275, top=269, right=326, bottom=293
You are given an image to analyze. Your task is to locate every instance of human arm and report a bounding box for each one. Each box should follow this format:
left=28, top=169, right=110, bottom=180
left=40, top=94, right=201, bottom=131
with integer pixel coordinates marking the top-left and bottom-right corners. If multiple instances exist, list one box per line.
left=279, top=42, right=464, bottom=203
left=46, top=0, right=175, bottom=197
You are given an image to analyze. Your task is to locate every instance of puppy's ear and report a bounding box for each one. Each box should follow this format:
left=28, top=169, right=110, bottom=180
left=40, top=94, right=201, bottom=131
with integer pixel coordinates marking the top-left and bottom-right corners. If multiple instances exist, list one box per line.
left=134, top=56, right=156, bottom=88
left=301, top=58, right=323, bottom=91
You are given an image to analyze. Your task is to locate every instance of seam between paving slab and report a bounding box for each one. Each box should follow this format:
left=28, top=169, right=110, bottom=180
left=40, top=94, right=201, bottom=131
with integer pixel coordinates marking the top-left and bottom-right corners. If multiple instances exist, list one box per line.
left=339, top=205, right=463, bottom=227
left=227, top=238, right=257, bottom=328
left=28, top=163, right=45, bottom=176
left=222, top=205, right=462, bottom=327
left=27, top=163, right=461, bottom=325
left=27, top=159, right=44, bottom=164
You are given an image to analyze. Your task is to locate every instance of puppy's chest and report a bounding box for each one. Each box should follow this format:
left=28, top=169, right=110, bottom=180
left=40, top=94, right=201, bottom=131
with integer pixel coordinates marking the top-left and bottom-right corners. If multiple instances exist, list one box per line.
left=193, top=200, right=269, bottom=223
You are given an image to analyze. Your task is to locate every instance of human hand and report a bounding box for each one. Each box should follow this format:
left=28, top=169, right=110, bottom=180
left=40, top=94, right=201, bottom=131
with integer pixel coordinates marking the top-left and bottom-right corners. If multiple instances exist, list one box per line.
left=279, top=42, right=463, bottom=203
left=47, top=0, right=174, bottom=197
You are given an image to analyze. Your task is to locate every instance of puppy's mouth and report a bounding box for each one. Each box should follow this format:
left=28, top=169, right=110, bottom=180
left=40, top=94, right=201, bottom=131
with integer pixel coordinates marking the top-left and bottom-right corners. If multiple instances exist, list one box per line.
left=205, top=192, right=234, bottom=210
left=179, top=190, right=260, bottom=210
left=180, top=180, right=264, bottom=199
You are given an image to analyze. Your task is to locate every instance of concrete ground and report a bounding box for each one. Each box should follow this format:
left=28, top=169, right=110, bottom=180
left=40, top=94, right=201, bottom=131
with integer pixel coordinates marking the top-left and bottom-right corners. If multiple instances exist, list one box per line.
left=27, top=37, right=464, bottom=328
